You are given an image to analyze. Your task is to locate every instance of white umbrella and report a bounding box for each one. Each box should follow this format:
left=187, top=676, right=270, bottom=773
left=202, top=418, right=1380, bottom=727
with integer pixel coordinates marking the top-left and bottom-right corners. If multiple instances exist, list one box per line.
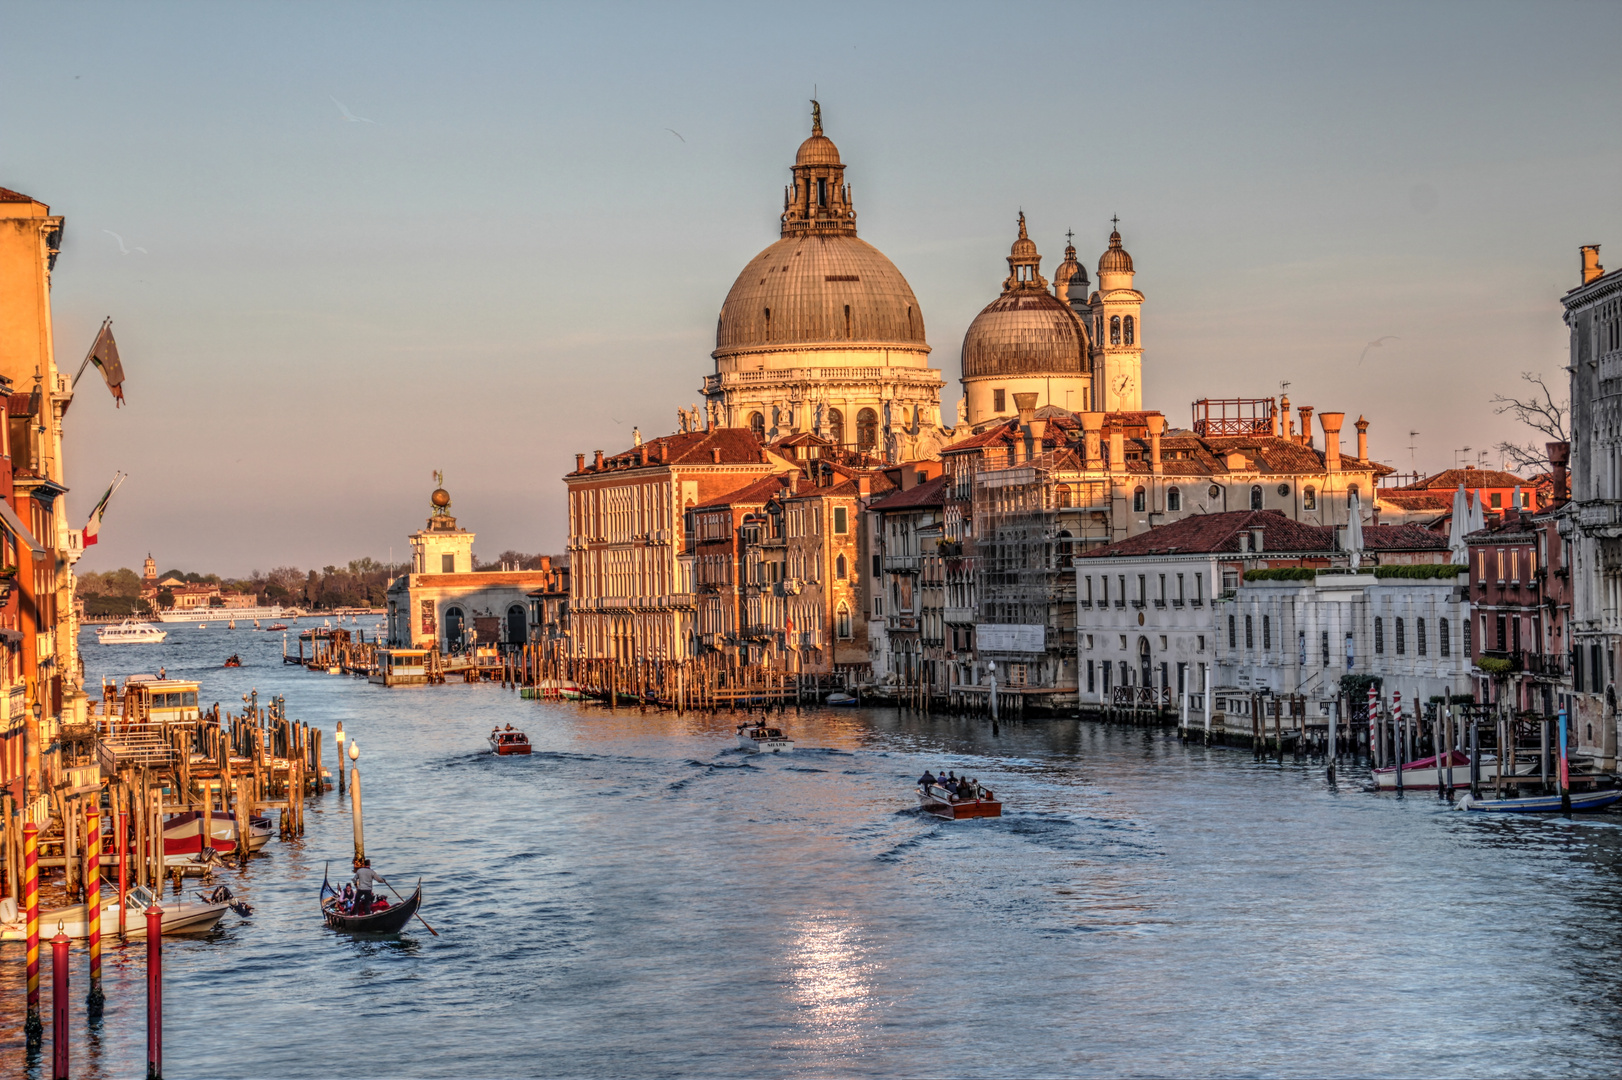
left=1468, top=488, right=1486, bottom=534
left=1511, top=484, right=1522, bottom=515
left=1346, top=490, right=1365, bottom=569
left=1449, top=484, right=1469, bottom=565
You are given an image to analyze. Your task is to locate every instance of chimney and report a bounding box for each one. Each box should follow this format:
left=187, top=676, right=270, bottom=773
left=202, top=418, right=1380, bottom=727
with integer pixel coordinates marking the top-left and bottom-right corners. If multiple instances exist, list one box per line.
left=1014, top=392, right=1039, bottom=427
left=575, top=453, right=585, bottom=473
left=638, top=445, right=649, bottom=466
left=1147, top=414, right=1165, bottom=474
left=541, top=555, right=551, bottom=575
left=1549, top=440, right=1571, bottom=503
left=857, top=475, right=871, bottom=498
left=1297, top=406, right=1314, bottom=448
left=1238, top=531, right=1249, bottom=554
left=711, top=448, right=722, bottom=463
left=1319, top=411, right=1344, bottom=473
left=1280, top=395, right=1293, bottom=440
left=759, top=447, right=769, bottom=464
left=1270, top=401, right=1280, bottom=438
left=1010, top=433, right=1026, bottom=466
left=1354, top=416, right=1369, bottom=462
left=1081, top=412, right=1104, bottom=469
left=593, top=450, right=605, bottom=470
left=1251, top=527, right=1264, bottom=553
left=1582, top=244, right=1604, bottom=285
left=1108, top=425, right=1125, bottom=474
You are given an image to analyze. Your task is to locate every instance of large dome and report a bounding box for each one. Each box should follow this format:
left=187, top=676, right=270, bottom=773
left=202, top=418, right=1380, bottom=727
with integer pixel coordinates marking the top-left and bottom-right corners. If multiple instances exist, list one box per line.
left=714, top=234, right=928, bottom=357
left=961, top=290, right=1087, bottom=378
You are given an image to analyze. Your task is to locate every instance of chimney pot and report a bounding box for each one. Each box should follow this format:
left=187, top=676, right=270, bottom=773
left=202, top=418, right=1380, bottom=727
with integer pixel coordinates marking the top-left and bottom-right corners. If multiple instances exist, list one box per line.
left=1108, top=425, right=1125, bottom=474
left=1014, top=392, right=1039, bottom=426
left=712, top=447, right=723, bottom=464
left=1319, top=411, right=1345, bottom=473
left=1081, top=412, right=1104, bottom=469
left=1582, top=244, right=1604, bottom=285
left=1297, top=406, right=1314, bottom=448
left=1280, top=395, right=1293, bottom=439
left=575, top=453, right=586, bottom=473
left=1354, top=416, right=1369, bottom=462
left=593, top=450, right=604, bottom=470
left=1251, top=527, right=1264, bottom=553
left=1549, top=441, right=1571, bottom=503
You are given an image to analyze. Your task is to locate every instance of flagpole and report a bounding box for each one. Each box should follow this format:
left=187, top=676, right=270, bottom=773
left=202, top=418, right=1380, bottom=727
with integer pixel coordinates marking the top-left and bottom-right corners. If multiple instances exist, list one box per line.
left=72, top=318, right=111, bottom=388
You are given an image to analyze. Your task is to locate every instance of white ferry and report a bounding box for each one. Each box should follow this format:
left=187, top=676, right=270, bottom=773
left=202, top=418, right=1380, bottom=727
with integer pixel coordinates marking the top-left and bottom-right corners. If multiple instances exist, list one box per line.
left=95, top=620, right=168, bottom=645
left=156, top=604, right=301, bottom=624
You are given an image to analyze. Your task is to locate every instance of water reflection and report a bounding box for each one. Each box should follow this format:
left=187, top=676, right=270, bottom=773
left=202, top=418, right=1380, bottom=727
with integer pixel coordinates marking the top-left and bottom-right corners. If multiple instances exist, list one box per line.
left=784, top=912, right=879, bottom=1062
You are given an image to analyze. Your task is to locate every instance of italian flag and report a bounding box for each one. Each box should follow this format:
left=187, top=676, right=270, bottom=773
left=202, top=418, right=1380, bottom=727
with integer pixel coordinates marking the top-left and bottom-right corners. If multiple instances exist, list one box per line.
left=83, top=473, right=125, bottom=547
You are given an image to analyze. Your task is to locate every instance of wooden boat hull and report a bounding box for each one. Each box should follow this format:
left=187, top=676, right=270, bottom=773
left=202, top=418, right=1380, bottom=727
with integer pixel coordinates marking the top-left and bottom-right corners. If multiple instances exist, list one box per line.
left=1459, top=789, right=1622, bottom=813
left=489, top=737, right=532, bottom=755
left=1371, top=752, right=1536, bottom=790
left=917, top=787, right=1002, bottom=819
left=163, top=811, right=272, bottom=856
left=323, top=882, right=423, bottom=934
left=1, top=898, right=227, bottom=940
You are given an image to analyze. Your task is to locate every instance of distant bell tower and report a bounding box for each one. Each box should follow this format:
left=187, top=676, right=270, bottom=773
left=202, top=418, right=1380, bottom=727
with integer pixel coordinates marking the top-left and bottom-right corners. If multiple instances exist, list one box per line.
left=1093, top=220, right=1144, bottom=412
left=143, top=553, right=157, bottom=583
left=409, top=473, right=474, bottom=575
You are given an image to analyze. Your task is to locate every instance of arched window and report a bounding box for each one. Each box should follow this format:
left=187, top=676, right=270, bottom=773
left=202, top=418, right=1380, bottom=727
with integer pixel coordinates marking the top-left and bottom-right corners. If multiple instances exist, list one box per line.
left=856, top=408, right=879, bottom=451
left=835, top=603, right=852, bottom=639
left=1133, top=486, right=1146, bottom=512
left=1348, top=483, right=1360, bottom=507
left=1139, top=637, right=1152, bottom=687
left=1095, top=316, right=1102, bottom=341
left=835, top=554, right=847, bottom=579
left=1056, top=530, right=1073, bottom=556
left=506, top=604, right=527, bottom=648
left=1123, top=315, right=1135, bottom=345
left=748, top=412, right=765, bottom=439
left=443, top=606, right=465, bottom=652
left=1303, top=485, right=1317, bottom=510
left=828, top=408, right=844, bottom=446
left=1250, top=485, right=1264, bottom=510
left=1110, top=315, right=1122, bottom=345
left=1167, top=487, right=1181, bottom=511
left=844, top=304, right=851, bottom=338
left=1057, top=485, right=1072, bottom=508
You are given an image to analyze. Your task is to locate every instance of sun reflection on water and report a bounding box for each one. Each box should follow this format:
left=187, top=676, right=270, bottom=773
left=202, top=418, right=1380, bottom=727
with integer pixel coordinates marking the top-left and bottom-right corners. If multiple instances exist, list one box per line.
left=784, top=912, right=881, bottom=1060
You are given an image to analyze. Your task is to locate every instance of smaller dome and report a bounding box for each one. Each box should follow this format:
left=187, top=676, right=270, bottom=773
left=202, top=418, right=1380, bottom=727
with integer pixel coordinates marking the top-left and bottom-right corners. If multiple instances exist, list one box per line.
left=961, top=290, right=1088, bottom=378
left=1098, top=228, right=1134, bottom=274
left=796, top=133, right=841, bottom=166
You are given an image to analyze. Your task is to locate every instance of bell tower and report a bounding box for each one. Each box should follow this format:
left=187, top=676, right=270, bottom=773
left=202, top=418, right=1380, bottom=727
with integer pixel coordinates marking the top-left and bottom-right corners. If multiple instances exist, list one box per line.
left=1093, top=220, right=1143, bottom=412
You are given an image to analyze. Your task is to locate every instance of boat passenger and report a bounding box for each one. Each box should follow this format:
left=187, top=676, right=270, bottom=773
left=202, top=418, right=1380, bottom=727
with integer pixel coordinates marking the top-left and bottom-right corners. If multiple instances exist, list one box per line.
left=918, top=770, right=936, bottom=788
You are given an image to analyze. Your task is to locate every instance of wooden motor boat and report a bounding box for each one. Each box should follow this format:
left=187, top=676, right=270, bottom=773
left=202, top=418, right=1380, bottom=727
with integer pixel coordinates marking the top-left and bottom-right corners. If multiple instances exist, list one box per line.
left=223, top=654, right=242, bottom=667
left=0, top=884, right=229, bottom=940
left=825, top=692, right=858, bottom=706
left=737, top=722, right=794, bottom=753
left=916, top=783, right=1002, bottom=820
left=163, top=810, right=273, bottom=856
left=1457, top=788, right=1622, bottom=813
left=268, top=623, right=289, bottom=631
left=321, top=868, right=423, bottom=934
left=489, top=728, right=532, bottom=755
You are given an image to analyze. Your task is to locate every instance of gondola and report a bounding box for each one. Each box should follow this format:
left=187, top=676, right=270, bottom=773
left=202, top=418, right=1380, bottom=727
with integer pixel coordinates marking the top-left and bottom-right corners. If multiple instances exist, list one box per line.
left=320, top=865, right=423, bottom=934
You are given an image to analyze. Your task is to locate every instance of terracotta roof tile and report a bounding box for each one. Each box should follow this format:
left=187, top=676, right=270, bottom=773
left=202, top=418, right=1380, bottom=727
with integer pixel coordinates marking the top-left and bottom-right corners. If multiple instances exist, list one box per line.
left=1079, top=509, right=1447, bottom=559
left=868, top=474, right=949, bottom=512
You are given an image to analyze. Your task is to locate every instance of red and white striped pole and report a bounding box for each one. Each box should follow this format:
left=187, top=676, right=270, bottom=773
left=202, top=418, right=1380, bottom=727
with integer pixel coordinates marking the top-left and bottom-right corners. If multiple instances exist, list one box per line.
left=51, top=928, right=69, bottom=1080
left=87, top=806, right=104, bottom=1013
left=147, top=903, right=163, bottom=1079
left=1366, top=682, right=1378, bottom=767
left=24, top=820, right=42, bottom=1044
left=1393, top=690, right=1405, bottom=792
left=118, top=807, right=129, bottom=939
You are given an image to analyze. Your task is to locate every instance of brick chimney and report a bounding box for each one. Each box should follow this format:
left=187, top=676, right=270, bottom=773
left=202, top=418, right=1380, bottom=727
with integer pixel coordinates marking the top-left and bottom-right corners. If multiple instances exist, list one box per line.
left=1354, top=416, right=1369, bottom=461
left=575, top=453, right=585, bottom=473
left=1582, top=244, right=1604, bottom=285
left=857, top=474, right=871, bottom=498
left=1108, top=424, right=1125, bottom=474
left=638, top=445, right=649, bottom=466
left=1280, top=395, right=1293, bottom=440
left=593, top=450, right=604, bottom=470
left=1147, top=414, right=1165, bottom=474
left=1270, top=400, right=1280, bottom=438
left=1297, top=406, right=1314, bottom=448
left=711, top=448, right=722, bottom=463
left=1081, top=412, right=1104, bottom=469
left=1549, top=441, right=1571, bottom=503
left=1319, top=412, right=1344, bottom=472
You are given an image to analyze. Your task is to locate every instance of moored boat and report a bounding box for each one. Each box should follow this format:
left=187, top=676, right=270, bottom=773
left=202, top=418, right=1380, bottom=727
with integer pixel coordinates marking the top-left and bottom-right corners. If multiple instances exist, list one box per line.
left=737, top=722, right=794, bottom=753
left=917, top=782, right=1002, bottom=819
left=489, top=727, right=532, bottom=755
left=1458, top=788, right=1622, bottom=813
left=95, top=619, right=167, bottom=645
left=825, top=691, right=858, bottom=706
left=0, top=884, right=229, bottom=940
left=1370, top=751, right=1540, bottom=791
left=163, top=809, right=272, bottom=856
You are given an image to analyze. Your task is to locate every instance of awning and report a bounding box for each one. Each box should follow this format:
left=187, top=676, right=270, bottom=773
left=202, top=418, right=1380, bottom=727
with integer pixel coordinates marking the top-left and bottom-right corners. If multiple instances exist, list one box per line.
left=0, top=499, right=43, bottom=559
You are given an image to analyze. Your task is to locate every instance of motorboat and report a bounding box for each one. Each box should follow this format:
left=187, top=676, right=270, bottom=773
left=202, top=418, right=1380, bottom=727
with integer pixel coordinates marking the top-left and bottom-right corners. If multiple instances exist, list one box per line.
left=1370, top=751, right=1539, bottom=791
left=0, top=884, right=230, bottom=940
left=825, top=691, right=858, bottom=706
left=164, top=809, right=273, bottom=856
left=737, top=722, right=794, bottom=753
left=917, top=781, right=1002, bottom=819
left=489, top=728, right=532, bottom=755
left=95, top=620, right=167, bottom=645
left=1458, top=788, right=1622, bottom=813
left=268, top=623, right=289, bottom=631
left=223, top=654, right=242, bottom=667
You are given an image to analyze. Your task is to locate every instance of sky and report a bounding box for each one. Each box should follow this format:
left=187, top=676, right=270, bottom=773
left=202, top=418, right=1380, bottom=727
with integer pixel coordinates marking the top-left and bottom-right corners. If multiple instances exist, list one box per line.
left=1, top=1, right=1618, bottom=577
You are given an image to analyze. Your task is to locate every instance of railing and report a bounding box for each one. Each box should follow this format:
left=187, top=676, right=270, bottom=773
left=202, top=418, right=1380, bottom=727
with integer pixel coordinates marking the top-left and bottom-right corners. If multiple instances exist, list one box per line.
left=944, top=606, right=975, bottom=624
left=1578, top=502, right=1622, bottom=528
left=1110, top=686, right=1173, bottom=708
left=1480, top=649, right=1525, bottom=672
left=883, top=555, right=921, bottom=574
left=1524, top=652, right=1567, bottom=677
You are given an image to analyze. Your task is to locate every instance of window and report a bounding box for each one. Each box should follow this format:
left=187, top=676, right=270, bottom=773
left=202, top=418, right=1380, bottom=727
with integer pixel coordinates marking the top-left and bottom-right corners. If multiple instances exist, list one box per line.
left=1110, top=315, right=1121, bottom=345
left=1490, top=492, right=1502, bottom=509
left=1123, top=315, right=1135, bottom=345
left=1250, top=485, right=1263, bottom=510
left=872, top=554, right=881, bottom=577
left=1463, top=618, right=1471, bottom=656
left=1228, top=614, right=1237, bottom=649
left=1497, top=550, right=1505, bottom=581
left=1222, top=569, right=1238, bottom=592
left=993, top=389, right=1006, bottom=413
left=835, top=554, right=847, bottom=579
left=835, top=604, right=852, bottom=639
left=1415, top=616, right=1427, bottom=656
left=1168, top=487, right=1181, bottom=511
left=833, top=507, right=848, bottom=534
left=1134, top=487, right=1146, bottom=512
left=1495, top=614, right=1507, bottom=651
left=441, top=553, right=456, bottom=573
left=1440, top=619, right=1450, bottom=657
left=748, top=412, right=765, bottom=439
left=1298, top=630, right=1307, bottom=665
left=1087, top=660, right=1095, bottom=694
left=828, top=408, right=844, bottom=446
left=1177, top=574, right=1185, bottom=602
left=1262, top=615, right=1271, bottom=650
left=1396, top=617, right=1406, bottom=655
left=1303, top=486, right=1316, bottom=510
left=1375, top=616, right=1384, bottom=654
left=1348, top=483, right=1360, bottom=507
left=1321, top=631, right=1330, bottom=667
left=1198, top=635, right=1205, bottom=651
left=1245, top=614, right=1254, bottom=649
left=857, top=408, right=879, bottom=451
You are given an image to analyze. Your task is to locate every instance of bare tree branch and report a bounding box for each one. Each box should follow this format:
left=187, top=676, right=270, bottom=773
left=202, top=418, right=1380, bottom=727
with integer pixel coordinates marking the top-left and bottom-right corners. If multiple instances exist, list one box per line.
left=1491, top=371, right=1569, bottom=473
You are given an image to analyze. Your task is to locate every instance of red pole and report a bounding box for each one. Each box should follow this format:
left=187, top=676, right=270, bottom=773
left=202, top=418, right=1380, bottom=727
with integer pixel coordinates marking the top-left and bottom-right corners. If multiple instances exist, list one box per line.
left=146, top=903, right=163, bottom=1079
left=24, top=820, right=41, bottom=1044
left=87, top=806, right=104, bottom=1013
left=51, top=929, right=69, bottom=1080
left=118, top=808, right=129, bottom=939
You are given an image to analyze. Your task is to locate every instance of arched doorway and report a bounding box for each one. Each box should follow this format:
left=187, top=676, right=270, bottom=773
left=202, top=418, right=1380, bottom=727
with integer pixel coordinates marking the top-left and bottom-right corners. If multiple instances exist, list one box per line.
left=828, top=408, right=844, bottom=447
left=1139, top=637, right=1152, bottom=689
left=506, top=604, right=527, bottom=648
left=443, top=606, right=465, bottom=652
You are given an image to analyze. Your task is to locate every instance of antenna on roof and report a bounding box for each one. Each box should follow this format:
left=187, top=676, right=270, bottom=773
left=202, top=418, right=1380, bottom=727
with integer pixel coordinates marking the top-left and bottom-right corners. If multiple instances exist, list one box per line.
left=1407, top=430, right=1420, bottom=474
left=1455, top=446, right=1472, bottom=469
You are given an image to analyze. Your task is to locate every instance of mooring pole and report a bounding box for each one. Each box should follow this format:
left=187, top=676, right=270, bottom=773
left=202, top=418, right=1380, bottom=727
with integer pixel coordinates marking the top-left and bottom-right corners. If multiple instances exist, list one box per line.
left=1558, top=706, right=1572, bottom=816
left=147, top=903, right=163, bottom=1079
left=51, top=929, right=69, bottom=1080
left=87, top=806, right=104, bottom=1013
left=24, top=820, right=41, bottom=1044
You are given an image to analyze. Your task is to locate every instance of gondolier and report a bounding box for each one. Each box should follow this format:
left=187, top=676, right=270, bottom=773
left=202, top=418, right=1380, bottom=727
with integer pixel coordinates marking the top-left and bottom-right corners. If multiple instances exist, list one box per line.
left=353, top=858, right=387, bottom=915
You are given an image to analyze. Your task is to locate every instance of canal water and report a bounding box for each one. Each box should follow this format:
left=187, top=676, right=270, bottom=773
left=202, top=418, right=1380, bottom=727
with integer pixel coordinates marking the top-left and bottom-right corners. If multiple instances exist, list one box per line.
left=5, top=622, right=1622, bottom=1077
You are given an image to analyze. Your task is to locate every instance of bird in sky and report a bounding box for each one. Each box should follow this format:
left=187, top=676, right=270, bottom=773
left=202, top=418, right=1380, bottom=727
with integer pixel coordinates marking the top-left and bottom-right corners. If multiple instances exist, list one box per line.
left=330, top=96, right=374, bottom=123
left=665, top=128, right=686, bottom=143
left=1358, top=335, right=1400, bottom=364
left=103, top=229, right=147, bottom=255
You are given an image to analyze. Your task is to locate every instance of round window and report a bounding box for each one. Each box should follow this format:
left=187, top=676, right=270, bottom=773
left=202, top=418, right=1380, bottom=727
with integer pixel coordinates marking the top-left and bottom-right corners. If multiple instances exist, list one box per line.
left=1208, top=484, right=1221, bottom=499
left=1277, top=483, right=1290, bottom=496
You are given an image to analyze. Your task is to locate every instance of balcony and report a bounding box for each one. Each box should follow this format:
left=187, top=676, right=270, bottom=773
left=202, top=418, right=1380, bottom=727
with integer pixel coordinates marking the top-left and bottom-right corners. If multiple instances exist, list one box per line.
left=1172, top=599, right=1185, bottom=609
left=1524, top=652, right=1568, bottom=678
left=1131, top=600, right=1146, bottom=610
left=1479, top=649, right=1524, bottom=673
left=887, top=614, right=918, bottom=632
left=1153, top=600, right=1166, bottom=609
left=1578, top=502, right=1622, bottom=528
left=883, top=555, right=921, bottom=574
left=945, top=606, right=975, bottom=624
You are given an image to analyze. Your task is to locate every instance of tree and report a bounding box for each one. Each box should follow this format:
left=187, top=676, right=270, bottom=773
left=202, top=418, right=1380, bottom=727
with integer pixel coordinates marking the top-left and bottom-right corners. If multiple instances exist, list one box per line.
left=1492, top=372, right=1569, bottom=473
left=157, top=587, right=175, bottom=609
